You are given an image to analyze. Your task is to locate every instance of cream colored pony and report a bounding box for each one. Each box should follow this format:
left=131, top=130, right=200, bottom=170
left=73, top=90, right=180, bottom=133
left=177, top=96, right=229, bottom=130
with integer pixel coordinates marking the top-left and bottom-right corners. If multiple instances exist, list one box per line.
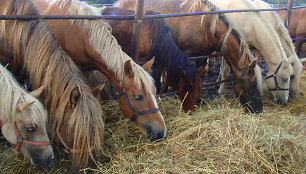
left=252, top=0, right=305, bottom=97
left=206, top=0, right=294, bottom=104
left=0, top=64, right=54, bottom=167
left=219, top=0, right=305, bottom=98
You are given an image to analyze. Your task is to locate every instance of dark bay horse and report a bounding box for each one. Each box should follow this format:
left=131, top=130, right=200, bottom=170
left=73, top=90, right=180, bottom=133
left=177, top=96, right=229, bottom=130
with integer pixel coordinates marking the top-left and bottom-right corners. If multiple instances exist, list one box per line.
left=277, top=8, right=306, bottom=57
left=0, top=0, right=104, bottom=171
left=116, top=0, right=263, bottom=113
left=101, top=7, right=207, bottom=112
left=33, top=0, right=167, bottom=140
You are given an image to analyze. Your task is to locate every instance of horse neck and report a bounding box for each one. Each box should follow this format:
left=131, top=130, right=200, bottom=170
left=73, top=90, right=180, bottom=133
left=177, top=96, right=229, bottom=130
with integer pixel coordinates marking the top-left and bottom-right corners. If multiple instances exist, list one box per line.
left=0, top=67, right=18, bottom=121
left=210, top=0, right=287, bottom=67
left=148, top=16, right=192, bottom=84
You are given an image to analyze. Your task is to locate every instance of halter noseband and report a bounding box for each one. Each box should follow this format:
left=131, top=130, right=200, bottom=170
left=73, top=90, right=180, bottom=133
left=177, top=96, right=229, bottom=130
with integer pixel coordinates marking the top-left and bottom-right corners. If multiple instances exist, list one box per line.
left=0, top=121, right=51, bottom=152
left=265, top=60, right=289, bottom=91
left=118, top=77, right=160, bottom=122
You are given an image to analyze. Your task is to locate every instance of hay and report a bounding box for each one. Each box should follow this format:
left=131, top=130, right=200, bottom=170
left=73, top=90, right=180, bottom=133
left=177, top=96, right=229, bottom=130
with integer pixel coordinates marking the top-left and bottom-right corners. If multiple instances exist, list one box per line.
left=1, top=72, right=305, bottom=174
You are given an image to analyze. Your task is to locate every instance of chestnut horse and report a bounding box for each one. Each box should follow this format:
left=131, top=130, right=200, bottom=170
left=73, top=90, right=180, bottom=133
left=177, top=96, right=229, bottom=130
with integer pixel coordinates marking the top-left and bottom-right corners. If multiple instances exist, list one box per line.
left=0, top=0, right=104, bottom=171
left=219, top=0, right=304, bottom=97
left=202, top=0, right=294, bottom=104
left=277, top=7, right=306, bottom=57
left=116, top=0, right=263, bottom=113
left=101, top=7, right=206, bottom=112
left=33, top=0, right=167, bottom=140
left=0, top=64, right=54, bottom=167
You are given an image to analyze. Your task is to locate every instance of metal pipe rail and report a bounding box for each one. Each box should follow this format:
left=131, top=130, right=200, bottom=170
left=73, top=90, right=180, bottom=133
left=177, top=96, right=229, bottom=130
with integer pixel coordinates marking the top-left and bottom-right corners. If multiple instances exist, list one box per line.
left=1, top=6, right=305, bottom=21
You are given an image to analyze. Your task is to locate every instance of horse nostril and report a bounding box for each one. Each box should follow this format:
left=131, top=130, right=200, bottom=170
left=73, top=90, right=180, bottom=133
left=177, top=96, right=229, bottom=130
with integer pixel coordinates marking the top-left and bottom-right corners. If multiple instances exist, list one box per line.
left=46, top=156, right=55, bottom=167
left=157, top=131, right=165, bottom=140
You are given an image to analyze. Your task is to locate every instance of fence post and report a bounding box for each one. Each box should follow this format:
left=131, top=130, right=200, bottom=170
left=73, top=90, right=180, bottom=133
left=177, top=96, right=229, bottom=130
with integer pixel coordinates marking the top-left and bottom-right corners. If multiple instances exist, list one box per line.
left=285, top=0, right=294, bottom=28
left=131, top=0, right=144, bottom=63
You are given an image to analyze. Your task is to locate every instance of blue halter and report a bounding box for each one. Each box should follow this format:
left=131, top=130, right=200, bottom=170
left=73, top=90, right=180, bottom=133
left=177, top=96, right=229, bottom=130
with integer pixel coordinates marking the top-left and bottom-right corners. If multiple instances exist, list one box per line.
left=118, top=77, right=160, bottom=122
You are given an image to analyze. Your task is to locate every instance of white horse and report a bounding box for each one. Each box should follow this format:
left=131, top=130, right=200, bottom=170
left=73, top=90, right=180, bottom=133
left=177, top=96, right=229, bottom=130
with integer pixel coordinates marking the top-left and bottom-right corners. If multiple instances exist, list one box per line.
left=252, top=0, right=305, bottom=97
left=207, top=0, right=293, bottom=104
left=219, top=0, right=305, bottom=98
left=0, top=64, right=54, bottom=167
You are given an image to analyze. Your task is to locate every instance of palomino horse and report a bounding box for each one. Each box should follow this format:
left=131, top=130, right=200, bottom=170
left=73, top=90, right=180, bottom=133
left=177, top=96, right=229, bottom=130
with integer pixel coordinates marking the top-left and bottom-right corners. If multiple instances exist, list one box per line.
left=101, top=7, right=207, bottom=112
left=0, top=0, right=104, bottom=171
left=33, top=0, right=167, bottom=140
left=206, top=0, right=294, bottom=104
left=116, top=0, right=263, bottom=113
left=0, top=64, right=54, bottom=167
left=219, top=0, right=304, bottom=97
left=277, top=7, right=306, bottom=57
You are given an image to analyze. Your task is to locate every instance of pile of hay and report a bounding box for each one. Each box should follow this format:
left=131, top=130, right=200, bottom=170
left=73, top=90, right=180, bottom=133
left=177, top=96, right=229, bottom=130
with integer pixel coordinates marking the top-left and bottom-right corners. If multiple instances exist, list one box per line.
left=1, top=73, right=305, bottom=173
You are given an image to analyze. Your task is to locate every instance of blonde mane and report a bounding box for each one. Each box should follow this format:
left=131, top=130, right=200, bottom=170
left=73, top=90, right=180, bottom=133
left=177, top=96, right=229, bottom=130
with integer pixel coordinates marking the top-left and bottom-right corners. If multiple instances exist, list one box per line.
left=0, top=64, right=47, bottom=126
left=0, top=0, right=104, bottom=168
left=184, top=0, right=262, bottom=93
left=47, top=0, right=155, bottom=94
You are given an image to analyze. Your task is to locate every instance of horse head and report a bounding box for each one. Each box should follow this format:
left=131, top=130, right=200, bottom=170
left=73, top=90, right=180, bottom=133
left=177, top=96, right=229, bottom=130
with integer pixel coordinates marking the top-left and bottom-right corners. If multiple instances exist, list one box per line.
left=265, top=60, right=293, bottom=104
left=118, top=60, right=167, bottom=141
left=1, top=87, right=54, bottom=167
left=177, top=60, right=209, bottom=112
left=232, top=60, right=263, bottom=113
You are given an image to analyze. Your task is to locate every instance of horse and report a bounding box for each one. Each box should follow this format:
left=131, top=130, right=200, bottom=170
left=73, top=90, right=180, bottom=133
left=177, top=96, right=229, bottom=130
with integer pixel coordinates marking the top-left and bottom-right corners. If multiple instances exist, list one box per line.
left=277, top=7, right=306, bottom=57
left=33, top=0, right=167, bottom=141
left=116, top=0, right=263, bottom=113
left=192, top=0, right=294, bottom=104
left=0, top=64, right=54, bottom=167
left=219, top=0, right=305, bottom=97
left=0, top=0, right=104, bottom=171
left=101, top=7, right=207, bottom=112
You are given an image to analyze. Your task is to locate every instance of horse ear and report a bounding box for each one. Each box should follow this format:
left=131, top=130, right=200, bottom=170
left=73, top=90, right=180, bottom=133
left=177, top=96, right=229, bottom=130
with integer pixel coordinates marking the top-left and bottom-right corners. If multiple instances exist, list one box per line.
left=240, top=64, right=250, bottom=78
left=16, top=100, right=35, bottom=112
left=124, top=60, right=134, bottom=78
left=92, top=83, right=106, bottom=99
left=300, top=58, right=306, bottom=63
left=70, top=87, right=81, bottom=108
left=197, top=58, right=210, bottom=75
left=29, top=86, right=44, bottom=99
left=142, top=57, right=155, bottom=72
left=180, top=69, right=186, bottom=78
left=249, top=59, right=257, bottom=70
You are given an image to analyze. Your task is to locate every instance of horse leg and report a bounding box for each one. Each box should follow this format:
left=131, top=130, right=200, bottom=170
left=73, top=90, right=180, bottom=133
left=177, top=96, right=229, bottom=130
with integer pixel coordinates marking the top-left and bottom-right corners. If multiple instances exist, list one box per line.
left=152, top=61, right=162, bottom=94
left=295, top=39, right=303, bottom=57
left=218, top=57, right=231, bottom=95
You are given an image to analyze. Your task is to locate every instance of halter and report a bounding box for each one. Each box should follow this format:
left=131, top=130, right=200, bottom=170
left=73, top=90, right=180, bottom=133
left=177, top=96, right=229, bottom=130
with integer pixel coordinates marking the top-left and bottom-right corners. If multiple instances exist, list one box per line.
left=0, top=121, right=51, bottom=152
left=118, top=77, right=160, bottom=122
left=265, top=60, right=289, bottom=91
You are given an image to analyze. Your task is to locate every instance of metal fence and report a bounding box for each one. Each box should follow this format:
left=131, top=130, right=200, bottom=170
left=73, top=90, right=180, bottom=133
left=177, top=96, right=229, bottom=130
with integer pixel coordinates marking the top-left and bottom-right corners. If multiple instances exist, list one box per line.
left=0, top=0, right=305, bottom=62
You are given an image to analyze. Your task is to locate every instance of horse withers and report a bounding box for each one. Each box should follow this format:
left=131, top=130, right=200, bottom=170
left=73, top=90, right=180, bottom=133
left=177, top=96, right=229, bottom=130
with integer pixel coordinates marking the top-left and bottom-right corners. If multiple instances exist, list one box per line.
left=101, top=7, right=206, bottom=112
left=0, top=64, right=54, bottom=167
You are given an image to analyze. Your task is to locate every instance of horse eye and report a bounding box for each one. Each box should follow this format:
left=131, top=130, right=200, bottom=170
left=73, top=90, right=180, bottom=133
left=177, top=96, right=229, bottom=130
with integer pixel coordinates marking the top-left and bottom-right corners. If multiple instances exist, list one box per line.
left=27, top=126, right=37, bottom=132
left=133, top=95, right=144, bottom=101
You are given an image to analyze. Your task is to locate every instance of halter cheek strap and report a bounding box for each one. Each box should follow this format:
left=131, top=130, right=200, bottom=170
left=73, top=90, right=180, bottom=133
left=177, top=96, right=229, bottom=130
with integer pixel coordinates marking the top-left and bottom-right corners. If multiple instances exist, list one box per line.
left=265, top=60, right=289, bottom=91
left=118, top=77, right=160, bottom=122
left=0, top=121, right=51, bottom=152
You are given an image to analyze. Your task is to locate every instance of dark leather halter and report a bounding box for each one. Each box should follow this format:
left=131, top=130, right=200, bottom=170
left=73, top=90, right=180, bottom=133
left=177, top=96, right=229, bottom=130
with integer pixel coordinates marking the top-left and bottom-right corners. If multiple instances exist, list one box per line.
left=265, top=60, right=289, bottom=91
left=118, top=77, right=160, bottom=122
left=0, top=121, right=51, bottom=152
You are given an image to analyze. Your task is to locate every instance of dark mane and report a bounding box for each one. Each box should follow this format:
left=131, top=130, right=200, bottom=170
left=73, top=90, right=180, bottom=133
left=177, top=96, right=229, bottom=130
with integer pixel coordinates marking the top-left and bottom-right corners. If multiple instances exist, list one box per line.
left=145, top=11, right=196, bottom=91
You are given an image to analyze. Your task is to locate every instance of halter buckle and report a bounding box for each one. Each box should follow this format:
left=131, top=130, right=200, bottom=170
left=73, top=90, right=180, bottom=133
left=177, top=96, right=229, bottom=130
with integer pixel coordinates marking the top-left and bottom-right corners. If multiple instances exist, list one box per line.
left=17, top=137, right=24, bottom=143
